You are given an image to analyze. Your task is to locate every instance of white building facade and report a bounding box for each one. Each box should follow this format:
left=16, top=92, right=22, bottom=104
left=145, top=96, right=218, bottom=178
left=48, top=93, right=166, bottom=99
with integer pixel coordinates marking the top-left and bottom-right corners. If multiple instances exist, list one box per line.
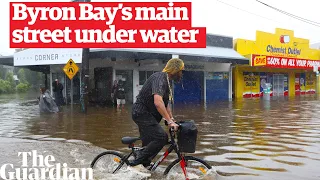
left=1, top=34, right=249, bottom=106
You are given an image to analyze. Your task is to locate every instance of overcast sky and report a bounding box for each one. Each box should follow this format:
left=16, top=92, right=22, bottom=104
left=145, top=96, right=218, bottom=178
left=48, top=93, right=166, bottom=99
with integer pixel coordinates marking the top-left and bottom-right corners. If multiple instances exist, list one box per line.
left=2, top=0, right=320, bottom=55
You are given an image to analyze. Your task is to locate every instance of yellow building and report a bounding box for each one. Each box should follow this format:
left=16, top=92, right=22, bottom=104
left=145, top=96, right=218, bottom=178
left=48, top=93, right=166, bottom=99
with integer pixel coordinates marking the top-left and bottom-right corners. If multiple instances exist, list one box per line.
left=233, top=28, right=320, bottom=99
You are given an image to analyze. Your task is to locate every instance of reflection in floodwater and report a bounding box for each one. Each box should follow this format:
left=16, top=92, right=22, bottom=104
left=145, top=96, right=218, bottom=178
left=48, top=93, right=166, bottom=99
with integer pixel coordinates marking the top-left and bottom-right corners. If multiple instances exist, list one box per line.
left=0, top=93, right=320, bottom=180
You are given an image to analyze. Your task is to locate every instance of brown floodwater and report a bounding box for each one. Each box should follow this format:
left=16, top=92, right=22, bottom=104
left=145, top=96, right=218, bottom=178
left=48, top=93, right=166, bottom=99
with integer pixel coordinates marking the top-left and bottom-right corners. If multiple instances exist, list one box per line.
left=0, top=92, right=320, bottom=180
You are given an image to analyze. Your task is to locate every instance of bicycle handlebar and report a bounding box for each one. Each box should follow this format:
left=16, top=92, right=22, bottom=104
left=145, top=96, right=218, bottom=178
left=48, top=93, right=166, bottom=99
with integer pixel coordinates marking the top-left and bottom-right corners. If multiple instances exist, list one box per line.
left=165, top=121, right=180, bottom=126
left=168, top=123, right=181, bottom=133
left=168, top=123, right=181, bottom=144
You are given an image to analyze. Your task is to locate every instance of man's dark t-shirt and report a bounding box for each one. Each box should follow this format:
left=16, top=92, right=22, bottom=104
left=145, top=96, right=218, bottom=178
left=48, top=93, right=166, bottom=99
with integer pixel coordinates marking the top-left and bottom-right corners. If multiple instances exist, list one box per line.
left=132, top=72, right=170, bottom=122
left=116, top=86, right=125, bottom=99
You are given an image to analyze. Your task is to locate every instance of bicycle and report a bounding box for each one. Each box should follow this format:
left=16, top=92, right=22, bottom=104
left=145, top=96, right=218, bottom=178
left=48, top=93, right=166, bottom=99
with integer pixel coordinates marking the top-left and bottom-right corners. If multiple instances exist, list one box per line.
left=90, top=122, right=212, bottom=180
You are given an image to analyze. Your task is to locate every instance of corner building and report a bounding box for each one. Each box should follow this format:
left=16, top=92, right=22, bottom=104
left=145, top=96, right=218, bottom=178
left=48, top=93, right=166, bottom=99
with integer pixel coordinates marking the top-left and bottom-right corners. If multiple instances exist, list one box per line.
left=0, top=34, right=248, bottom=106
left=233, top=28, right=320, bottom=99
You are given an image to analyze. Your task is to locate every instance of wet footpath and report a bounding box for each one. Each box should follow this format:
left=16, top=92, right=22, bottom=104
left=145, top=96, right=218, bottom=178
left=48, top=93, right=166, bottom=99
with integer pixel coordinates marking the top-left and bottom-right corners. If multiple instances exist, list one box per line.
left=0, top=93, right=320, bottom=180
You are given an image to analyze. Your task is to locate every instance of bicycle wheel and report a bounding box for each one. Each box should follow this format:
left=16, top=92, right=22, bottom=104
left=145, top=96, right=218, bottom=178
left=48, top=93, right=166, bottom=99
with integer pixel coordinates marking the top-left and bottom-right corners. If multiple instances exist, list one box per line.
left=90, top=151, right=128, bottom=174
left=164, top=156, right=213, bottom=179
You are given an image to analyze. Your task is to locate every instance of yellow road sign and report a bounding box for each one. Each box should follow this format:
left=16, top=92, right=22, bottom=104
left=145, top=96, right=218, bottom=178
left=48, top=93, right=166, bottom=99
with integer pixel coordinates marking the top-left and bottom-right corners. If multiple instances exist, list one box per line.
left=63, top=59, right=79, bottom=80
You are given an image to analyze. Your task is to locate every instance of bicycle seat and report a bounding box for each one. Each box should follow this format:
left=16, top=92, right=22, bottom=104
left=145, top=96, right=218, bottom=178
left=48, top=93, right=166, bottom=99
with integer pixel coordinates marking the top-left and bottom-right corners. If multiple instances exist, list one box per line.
left=121, top=137, right=141, bottom=144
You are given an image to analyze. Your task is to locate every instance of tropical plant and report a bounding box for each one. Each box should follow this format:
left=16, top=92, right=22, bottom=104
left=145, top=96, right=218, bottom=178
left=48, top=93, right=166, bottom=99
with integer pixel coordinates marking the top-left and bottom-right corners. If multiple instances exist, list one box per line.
left=16, top=82, right=30, bottom=93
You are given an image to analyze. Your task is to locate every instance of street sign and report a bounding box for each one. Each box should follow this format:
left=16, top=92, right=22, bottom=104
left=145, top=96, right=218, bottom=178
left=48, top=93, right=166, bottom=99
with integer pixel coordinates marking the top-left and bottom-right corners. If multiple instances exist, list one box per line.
left=63, top=59, right=79, bottom=80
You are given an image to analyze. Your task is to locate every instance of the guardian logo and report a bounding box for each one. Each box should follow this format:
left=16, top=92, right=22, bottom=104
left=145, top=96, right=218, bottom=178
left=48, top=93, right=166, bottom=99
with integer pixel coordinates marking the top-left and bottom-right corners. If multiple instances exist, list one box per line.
left=0, top=150, right=93, bottom=180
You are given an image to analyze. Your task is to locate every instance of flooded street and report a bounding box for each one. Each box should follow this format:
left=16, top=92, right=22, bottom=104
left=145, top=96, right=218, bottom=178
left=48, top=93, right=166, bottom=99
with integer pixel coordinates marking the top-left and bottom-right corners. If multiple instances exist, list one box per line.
left=0, top=93, right=320, bottom=180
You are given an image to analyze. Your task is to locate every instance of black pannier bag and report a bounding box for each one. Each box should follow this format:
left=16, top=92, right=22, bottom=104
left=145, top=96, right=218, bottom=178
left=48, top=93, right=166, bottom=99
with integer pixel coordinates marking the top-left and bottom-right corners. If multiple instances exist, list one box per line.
left=177, top=120, right=198, bottom=153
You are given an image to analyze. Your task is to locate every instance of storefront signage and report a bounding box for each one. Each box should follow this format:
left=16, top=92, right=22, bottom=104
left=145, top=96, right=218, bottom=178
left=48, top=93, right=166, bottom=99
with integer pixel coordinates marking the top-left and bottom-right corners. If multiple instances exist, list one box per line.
left=235, top=28, right=320, bottom=61
left=14, top=48, right=83, bottom=66
left=306, top=72, right=316, bottom=94
left=243, top=72, right=260, bottom=97
left=252, top=55, right=266, bottom=66
left=280, top=35, right=290, bottom=44
left=266, top=45, right=301, bottom=56
left=251, top=54, right=320, bottom=69
left=206, top=72, right=228, bottom=80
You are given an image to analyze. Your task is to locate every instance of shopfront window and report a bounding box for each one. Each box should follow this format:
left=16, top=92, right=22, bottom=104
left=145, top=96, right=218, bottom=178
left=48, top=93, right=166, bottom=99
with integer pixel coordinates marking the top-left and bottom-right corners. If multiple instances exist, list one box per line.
left=139, top=71, right=158, bottom=85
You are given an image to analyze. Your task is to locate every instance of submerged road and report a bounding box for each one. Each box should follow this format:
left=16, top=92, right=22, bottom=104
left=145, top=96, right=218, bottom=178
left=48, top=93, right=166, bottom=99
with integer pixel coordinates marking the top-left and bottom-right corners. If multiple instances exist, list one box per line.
left=0, top=93, right=320, bottom=179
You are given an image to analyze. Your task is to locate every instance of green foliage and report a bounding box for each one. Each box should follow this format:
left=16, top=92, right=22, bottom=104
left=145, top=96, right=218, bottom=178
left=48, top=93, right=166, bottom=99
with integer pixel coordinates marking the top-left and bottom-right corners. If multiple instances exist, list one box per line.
left=0, top=67, right=45, bottom=94
left=0, top=65, right=6, bottom=79
left=17, top=69, right=27, bottom=83
left=0, top=79, right=14, bottom=94
left=16, top=82, right=30, bottom=93
left=5, top=72, right=16, bottom=90
left=24, top=69, right=44, bottom=87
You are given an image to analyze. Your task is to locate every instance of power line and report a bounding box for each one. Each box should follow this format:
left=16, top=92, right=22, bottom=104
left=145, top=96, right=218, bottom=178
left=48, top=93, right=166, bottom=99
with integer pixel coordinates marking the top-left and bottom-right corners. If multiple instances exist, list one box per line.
left=255, top=0, right=320, bottom=25
left=255, top=0, right=320, bottom=28
left=214, top=0, right=283, bottom=24
left=214, top=0, right=320, bottom=43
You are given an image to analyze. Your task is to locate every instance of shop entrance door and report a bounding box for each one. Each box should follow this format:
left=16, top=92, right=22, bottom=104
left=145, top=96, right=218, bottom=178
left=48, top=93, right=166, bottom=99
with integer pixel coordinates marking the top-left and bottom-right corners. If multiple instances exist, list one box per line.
left=273, top=74, right=285, bottom=97
left=94, top=67, right=113, bottom=105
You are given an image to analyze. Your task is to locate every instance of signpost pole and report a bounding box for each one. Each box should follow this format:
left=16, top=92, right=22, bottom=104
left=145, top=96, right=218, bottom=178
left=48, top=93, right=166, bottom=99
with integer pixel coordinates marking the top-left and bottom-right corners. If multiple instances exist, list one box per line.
left=63, top=59, right=79, bottom=109
left=71, top=78, right=74, bottom=105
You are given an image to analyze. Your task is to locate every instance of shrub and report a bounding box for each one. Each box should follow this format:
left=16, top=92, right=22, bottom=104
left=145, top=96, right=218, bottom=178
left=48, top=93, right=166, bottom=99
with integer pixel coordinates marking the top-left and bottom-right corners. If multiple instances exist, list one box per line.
left=0, top=79, right=14, bottom=94
left=5, top=72, right=16, bottom=91
left=17, top=69, right=27, bottom=83
left=16, top=83, right=30, bottom=93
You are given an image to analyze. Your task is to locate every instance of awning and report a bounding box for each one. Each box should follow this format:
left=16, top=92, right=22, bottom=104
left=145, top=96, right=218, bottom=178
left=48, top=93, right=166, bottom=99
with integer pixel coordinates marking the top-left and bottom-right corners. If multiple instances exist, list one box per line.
left=91, top=46, right=249, bottom=64
left=0, top=46, right=249, bottom=68
left=0, top=55, right=14, bottom=66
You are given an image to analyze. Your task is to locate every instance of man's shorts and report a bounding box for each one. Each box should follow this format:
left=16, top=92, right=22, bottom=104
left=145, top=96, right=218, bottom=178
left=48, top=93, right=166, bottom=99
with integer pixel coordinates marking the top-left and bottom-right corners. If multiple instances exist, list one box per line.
left=117, top=99, right=126, bottom=105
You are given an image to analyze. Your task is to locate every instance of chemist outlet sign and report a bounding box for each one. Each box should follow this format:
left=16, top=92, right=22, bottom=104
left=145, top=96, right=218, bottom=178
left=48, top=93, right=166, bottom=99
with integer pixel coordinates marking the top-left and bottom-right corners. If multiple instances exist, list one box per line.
left=251, top=54, right=320, bottom=70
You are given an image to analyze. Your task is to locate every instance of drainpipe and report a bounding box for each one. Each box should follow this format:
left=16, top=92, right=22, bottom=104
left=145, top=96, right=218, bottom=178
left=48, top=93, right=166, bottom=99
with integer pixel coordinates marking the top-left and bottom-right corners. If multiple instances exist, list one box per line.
left=229, top=63, right=235, bottom=101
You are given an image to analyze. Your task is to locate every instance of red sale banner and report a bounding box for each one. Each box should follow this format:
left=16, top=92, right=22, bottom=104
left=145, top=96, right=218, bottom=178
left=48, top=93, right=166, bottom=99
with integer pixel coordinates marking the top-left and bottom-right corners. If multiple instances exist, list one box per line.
left=251, top=54, right=320, bottom=70
left=10, top=2, right=206, bottom=48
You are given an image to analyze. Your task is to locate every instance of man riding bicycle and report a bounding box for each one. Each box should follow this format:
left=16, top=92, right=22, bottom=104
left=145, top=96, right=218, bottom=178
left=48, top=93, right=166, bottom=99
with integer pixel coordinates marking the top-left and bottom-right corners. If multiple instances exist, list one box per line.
left=130, top=58, right=184, bottom=167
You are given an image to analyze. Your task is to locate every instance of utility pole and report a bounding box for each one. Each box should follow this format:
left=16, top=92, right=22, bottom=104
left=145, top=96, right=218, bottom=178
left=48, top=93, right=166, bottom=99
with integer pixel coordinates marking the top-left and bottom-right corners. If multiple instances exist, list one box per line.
left=80, top=48, right=90, bottom=113
left=72, top=0, right=91, bottom=113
